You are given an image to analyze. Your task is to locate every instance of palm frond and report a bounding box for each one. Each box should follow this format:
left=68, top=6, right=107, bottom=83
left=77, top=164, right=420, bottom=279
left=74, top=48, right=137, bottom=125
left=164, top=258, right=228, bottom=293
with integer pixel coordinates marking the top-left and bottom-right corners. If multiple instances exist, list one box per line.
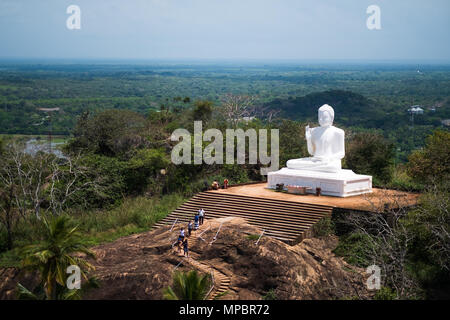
left=16, top=283, right=39, bottom=300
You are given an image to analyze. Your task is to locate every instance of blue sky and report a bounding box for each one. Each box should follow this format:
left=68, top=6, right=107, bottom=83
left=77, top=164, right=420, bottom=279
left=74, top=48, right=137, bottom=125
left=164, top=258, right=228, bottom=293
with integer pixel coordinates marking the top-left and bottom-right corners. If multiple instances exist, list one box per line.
left=0, top=0, right=449, bottom=61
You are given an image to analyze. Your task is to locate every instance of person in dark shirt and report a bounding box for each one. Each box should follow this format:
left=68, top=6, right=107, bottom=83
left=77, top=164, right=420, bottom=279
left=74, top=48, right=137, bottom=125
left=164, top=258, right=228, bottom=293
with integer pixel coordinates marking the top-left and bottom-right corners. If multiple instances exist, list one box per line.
left=188, top=221, right=193, bottom=237
left=183, top=238, right=189, bottom=257
left=194, top=213, right=200, bottom=230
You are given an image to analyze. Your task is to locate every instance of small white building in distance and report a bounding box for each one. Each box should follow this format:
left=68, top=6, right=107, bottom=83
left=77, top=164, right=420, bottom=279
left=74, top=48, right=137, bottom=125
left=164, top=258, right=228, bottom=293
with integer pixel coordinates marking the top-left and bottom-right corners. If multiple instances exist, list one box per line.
left=241, top=116, right=256, bottom=123
left=408, top=106, right=424, bottom=115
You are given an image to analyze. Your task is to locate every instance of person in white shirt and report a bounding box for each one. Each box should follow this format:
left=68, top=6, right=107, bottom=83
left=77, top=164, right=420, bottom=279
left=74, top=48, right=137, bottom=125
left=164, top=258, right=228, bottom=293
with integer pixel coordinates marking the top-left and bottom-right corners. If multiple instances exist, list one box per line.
left=198, top=208, right=205, bottom=225
left=177, top=228, right=185, bottom=254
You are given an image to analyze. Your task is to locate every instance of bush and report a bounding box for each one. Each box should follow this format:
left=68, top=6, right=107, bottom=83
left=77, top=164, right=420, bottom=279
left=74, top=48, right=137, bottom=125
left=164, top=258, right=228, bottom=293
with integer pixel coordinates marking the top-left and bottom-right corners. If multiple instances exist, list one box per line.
left=74, top=194, right=185, bottom=244
left=407, top=130, right=450, bottom=185
left=125, top=148, right=169, bottom=194
left=221, top=164, right=250, bottom=184
left=0, top=227, right=8, bottom=253
left=313, top=217, right=335, bottom=237
left=262, top=289, right=277, bottom=300
left=246, top=234, right=260, bottom=241
left=374, top=287, right=397, bottom=300
left=345, top=132, right=395, bottom=185
left=387, top=165, right=424, bottom=191
left=333, top=232, right=374, bottom=268
left=67, top=109, right=147, bottom=157
left=278, top=120, right=308, bottom=167
left=192, top=100, right=213, bottom=122
left=402, top=186, right=450, bottom=298
left=73, top=154, right=128, bottom=208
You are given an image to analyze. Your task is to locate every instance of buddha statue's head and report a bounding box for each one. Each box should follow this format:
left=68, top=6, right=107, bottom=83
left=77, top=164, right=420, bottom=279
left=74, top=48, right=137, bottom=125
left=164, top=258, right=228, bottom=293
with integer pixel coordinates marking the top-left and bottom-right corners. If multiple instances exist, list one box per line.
left=318, top=104, right=334, bottom=127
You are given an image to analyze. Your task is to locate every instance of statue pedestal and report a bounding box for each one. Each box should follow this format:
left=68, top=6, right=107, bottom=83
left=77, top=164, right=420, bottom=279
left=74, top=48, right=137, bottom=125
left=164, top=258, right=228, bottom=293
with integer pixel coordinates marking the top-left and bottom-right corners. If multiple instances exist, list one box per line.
left=267, top=168, right=372, bottom=197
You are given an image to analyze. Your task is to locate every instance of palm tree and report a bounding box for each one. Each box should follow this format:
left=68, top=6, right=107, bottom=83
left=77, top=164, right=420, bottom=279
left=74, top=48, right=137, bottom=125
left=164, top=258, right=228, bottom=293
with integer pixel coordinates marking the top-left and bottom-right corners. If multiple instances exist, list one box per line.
left=19, top=215, right=95, bottom=300
left=163, top=270, right=212, bottom=300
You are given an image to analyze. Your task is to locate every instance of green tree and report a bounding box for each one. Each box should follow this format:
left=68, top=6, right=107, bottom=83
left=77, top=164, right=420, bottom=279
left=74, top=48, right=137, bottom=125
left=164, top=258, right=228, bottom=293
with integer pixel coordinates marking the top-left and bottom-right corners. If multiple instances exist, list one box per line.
left=125, top=148, right=169, bottom=193
left=278, top=120, right=308, bottom=168
left=68, top=109, right=147, bottom=157
left=68, top=154, right=127, bottom=208
left=345, top=132, right=395, bottom=185
left=192, top=100, right=213, bottom=123
left=183, top=97, right=191, bottom=104
left=163, top=270, right=212, bottom=300
left=407, top=130, right=450, bottom=184
left=403, top=184, right=450, bottom=298
left=19, top=215, right=95, bottom=300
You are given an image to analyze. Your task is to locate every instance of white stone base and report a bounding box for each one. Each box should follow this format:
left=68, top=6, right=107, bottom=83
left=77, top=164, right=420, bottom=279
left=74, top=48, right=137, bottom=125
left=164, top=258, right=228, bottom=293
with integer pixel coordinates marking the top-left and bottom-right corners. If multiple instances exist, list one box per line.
left=267, top=168, right=372, bottom=197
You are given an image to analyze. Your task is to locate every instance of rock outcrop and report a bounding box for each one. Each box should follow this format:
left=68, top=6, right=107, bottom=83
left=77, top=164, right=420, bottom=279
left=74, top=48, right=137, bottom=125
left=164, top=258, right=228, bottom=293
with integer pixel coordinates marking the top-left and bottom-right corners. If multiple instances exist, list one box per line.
left=0, top=217, right=371, bottom=300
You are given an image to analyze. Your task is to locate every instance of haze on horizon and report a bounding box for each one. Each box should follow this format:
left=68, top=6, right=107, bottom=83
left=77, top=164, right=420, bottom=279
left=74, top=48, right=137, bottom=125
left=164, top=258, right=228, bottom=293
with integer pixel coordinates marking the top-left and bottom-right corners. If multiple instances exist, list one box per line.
left=0, top=0, right=449, bottom=62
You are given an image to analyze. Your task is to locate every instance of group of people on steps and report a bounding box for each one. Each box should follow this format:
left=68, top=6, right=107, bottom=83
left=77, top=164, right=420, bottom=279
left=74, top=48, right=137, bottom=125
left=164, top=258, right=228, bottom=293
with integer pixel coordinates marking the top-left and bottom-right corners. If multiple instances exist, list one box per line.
left=176, top=208, right=206, bottom=257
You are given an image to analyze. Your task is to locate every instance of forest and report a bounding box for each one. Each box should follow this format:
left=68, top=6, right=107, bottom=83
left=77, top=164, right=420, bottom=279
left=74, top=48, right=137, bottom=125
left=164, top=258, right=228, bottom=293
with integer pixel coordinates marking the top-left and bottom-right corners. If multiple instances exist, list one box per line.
left=1, top=62, right=449, bottom=160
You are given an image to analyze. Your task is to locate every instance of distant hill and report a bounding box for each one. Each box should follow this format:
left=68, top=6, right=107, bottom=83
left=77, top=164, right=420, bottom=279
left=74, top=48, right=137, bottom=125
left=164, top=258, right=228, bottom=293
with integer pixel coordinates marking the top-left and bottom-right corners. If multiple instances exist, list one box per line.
left=266, top=90, right=383, bottom=127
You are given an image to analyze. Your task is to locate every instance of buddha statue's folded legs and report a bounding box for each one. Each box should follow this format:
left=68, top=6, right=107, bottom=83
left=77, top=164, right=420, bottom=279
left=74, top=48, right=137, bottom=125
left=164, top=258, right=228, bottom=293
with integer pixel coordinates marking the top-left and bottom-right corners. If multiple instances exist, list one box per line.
left=286, top=157, right=342, bottom=173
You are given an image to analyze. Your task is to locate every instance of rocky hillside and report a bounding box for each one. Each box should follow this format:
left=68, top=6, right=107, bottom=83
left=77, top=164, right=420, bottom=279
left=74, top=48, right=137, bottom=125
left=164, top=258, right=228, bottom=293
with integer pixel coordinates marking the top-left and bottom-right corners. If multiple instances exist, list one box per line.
left=0, top=217, right=372, bottom=300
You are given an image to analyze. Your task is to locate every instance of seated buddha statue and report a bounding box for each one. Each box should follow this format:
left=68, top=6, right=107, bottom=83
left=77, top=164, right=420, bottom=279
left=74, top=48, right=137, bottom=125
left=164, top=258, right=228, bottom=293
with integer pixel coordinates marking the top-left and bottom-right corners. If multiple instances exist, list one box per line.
left=286, top=104, right=345, bottom=173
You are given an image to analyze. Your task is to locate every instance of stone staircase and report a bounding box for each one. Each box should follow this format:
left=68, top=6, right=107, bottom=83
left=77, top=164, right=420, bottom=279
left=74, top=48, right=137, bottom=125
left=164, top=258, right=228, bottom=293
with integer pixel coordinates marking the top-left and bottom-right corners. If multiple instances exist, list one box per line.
left=155, top=191, right=333, bottom=245
left=186, top=256, right=231, bottom=300
left=170, top=223, right=232, bottom=300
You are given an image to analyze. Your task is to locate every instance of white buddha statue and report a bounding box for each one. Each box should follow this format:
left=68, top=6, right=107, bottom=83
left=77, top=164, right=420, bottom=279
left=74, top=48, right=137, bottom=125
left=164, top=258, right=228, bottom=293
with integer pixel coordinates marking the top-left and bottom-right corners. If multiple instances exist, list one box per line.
left=286, top=104, right=345, bottom=173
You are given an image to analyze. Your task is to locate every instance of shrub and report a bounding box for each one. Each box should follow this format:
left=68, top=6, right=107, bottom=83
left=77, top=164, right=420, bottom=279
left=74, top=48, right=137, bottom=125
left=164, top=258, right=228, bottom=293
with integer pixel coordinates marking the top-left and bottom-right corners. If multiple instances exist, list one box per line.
left=125, top=148, right=169, bottom=194
left=407, top=130, right=450, bottom=185
left=345, top=132, right=395, bottom=185
left=67, top=109, right=147, bottom=157
left=262, top=289, right=277, bottom=300
left=313, top=217, right=335, bottom=237
left=246, top=234, right=260, bottom=241
left=333, top=232, right=374, bottom=267
left=374, top=287, right=397, bottom=300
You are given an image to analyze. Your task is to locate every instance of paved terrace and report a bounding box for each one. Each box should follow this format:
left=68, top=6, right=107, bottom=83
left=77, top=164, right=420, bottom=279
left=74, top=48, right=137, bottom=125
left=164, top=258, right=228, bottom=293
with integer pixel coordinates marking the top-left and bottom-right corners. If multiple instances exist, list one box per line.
left=210, top=183, right=420, bottom=212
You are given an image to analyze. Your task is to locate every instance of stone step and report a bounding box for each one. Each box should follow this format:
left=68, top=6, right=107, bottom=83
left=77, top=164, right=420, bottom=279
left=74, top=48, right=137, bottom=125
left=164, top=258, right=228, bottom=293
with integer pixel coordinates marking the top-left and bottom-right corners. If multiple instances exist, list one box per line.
left=159, top=212, right=314, bottom=236
left=172, top=207, right=322, bottom=227
left=190, top=196, right=331, bottom=218
left=203, top=191, right=332, bottom=210
left=191, top=194, right=331, bottom=215
left=169, top=210, right=314, bottom=231
left=176, top=201, right=328, bottom=222
left=154, top=192, right=332, bottom=245
left=165, top=204, right=326, bottom=225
